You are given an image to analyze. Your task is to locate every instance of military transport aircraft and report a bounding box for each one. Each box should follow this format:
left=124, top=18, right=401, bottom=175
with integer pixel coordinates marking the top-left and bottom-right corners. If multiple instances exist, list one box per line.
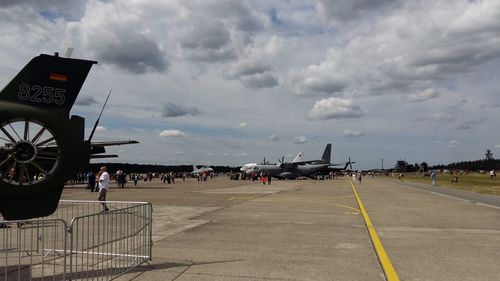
left=0, top=52, right=137, bottom=220
left=241, top=144, right=353, bottom=179
left=239, top=152, right=304, bottom=178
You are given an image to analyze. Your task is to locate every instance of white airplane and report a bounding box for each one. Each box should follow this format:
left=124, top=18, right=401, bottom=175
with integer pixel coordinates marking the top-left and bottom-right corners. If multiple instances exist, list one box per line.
left=239, top=151, right=308, bottom=178
left=192, top=165, right=214, bottom=175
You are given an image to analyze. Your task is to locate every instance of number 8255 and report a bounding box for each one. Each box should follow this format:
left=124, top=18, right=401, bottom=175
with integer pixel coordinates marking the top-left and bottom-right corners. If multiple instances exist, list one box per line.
left=18, top=83, right=66, bottom=105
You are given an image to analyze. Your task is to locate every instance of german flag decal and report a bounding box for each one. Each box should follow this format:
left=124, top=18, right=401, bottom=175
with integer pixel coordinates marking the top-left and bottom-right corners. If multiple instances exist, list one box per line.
left=49, top=72, right=68, bottom=81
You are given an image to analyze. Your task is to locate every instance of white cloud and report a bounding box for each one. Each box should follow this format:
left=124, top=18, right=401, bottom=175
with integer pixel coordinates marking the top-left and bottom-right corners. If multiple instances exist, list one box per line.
left=294, top=136, right=307, bottom=144
left=286, top=65, right=347, bottom=96
left=239, top=122, right=248, bottom=128
left=414, top=112, right=454, bottom=122
left=343, top=129, right=364, bottom=137
left=428, top=113, right=454, bottom=122
left=308, top=98, right=363, bottom=120
left=70, top=0, right=169, bottom=74
left=222, top=36, right=286, bottom=89
left=224, top=59, right=271, bottom=80
left=239, top=73, right=278, bottom=89
left=405, top=89, right=440, bottom=103
left=95, top=126, right=106, bottom=132
left=290, top=1, right=500, bottom=99
left=269, top=134, right=280, bottom=141
left=159, top=130, right=187, bottom=138
left=446, top=140, right=458, bottom=148
left=175, top=0, right=265, bottom=63
left=316, top=0, right=395, bottom=24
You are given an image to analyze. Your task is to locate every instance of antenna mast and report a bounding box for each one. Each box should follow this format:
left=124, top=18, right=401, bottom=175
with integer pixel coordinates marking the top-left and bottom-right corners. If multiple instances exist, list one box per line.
left=87, top=90, right=112, bottom=142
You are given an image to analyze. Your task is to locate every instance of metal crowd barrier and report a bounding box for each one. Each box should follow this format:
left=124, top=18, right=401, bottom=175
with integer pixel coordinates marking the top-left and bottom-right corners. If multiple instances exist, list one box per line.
left=1, top=200, right=153, bottom=280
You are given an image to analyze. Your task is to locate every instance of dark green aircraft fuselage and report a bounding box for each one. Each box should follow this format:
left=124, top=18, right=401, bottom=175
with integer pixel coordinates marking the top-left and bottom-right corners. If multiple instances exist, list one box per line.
left=0, top=54, right=96, bottom=220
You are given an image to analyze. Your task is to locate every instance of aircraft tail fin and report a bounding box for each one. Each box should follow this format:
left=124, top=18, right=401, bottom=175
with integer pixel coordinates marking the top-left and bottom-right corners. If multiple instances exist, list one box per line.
left=0, top=53, right=97, bottom=116
left=193, top=165, right=198, bottom=171
left=292, top=151, right=304, bottom=163
left=321, top=144, right=331, bottom=164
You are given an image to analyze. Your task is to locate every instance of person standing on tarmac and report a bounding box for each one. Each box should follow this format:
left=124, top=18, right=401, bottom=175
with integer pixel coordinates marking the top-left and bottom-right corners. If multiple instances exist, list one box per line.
left=97, top=166, right=110, bottom=212
left=87, top=171, right=96, bottom=192
left=431, top=171, right=437, bottom=186
left=133, top=174, right=138, bottom=186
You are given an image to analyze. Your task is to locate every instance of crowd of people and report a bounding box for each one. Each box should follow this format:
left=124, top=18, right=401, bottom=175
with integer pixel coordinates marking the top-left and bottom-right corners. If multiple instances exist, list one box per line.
left=73, top=168, right=393, bottom=197
left=75, top=170, right=228, bottom=192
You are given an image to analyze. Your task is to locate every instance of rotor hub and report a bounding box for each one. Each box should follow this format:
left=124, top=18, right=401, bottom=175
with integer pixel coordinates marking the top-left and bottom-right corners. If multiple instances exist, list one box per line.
left=13, top=141, right=37, bottom=163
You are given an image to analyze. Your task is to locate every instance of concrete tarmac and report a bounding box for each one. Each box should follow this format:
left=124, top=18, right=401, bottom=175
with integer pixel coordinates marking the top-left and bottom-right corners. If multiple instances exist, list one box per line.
left=62, top=176, right=500, bottom=281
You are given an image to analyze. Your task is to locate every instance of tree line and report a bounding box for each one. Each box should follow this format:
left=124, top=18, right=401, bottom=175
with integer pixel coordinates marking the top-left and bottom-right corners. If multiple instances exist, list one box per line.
left=393, top=149, right=497, bottom=172
left=86, top=163, right=240, bottom=174
left=393, top=159, right=498, bottom=172
left=431, top=159, right=498, bottom=171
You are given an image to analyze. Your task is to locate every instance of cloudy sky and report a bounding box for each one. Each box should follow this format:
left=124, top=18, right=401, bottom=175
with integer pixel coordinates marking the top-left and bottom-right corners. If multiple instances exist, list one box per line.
left=1, top=0, right=499, bottom=170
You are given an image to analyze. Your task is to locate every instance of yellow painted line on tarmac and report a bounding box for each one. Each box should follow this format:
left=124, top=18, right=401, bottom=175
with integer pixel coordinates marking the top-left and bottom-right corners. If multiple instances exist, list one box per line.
left=348, top=178, right=400, bottom=281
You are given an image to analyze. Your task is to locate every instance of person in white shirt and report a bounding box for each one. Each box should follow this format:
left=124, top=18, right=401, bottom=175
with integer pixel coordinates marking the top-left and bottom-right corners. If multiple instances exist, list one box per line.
left=97, top=166, right=110, bottom=212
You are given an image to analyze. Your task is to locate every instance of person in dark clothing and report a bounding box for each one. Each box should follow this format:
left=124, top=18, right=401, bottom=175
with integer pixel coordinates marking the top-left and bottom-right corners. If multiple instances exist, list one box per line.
left=117, top=173, right=126, bottom=188
left=87, top=171, right=96, bottom=192
left=133, top=174, right=138, bottom=186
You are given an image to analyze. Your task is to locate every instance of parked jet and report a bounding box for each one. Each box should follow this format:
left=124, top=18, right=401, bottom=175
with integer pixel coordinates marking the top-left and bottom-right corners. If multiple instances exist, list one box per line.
left=192, top=165, right=213, bottom=175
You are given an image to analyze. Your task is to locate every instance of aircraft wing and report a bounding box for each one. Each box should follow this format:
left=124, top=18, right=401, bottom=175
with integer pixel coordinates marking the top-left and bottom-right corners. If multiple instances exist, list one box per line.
left=91, top=140, right=139, bottom=147
left=90, top=154, right=119, bottom=159
left=90, top=140, right=139, bottom=157
left=291, top=159, right=327, bottom=165
left=25, top=140, right=139, bottom=159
